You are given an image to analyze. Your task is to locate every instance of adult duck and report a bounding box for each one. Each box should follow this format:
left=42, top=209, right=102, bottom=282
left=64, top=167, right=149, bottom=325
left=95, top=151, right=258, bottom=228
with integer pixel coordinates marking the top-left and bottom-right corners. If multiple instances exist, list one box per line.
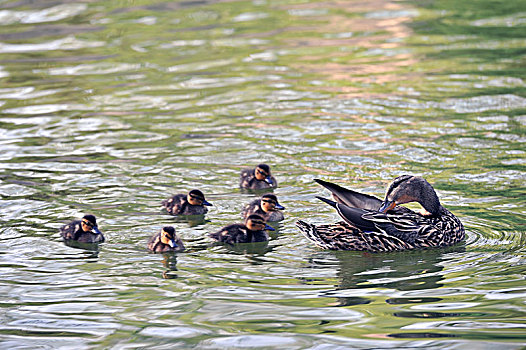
left=296, top=175, right=464, bottom=252
left=242, top=193, right=285, bottom=222
left=162, top=189, right=212, bottom=216
left=240, top=164, right=278, bottom=190
left=60, top=214, right=104, bottom=243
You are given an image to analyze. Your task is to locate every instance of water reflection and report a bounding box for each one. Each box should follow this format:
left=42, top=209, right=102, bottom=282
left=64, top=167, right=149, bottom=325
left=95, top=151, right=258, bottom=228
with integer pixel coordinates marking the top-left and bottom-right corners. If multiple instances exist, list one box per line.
left=161, top=253, right=179, bottom=279
left=388, top=332, right=457, bottom=339
left=393, top=311, right=490, bottom=319
left=211, top=241, right=273, bottom=257
left=240, top=187, right=276, bottom=195
left=62, top=240, right=101, bottom=255
left=170, top=214, right=210, bottom=227
left=314, top=245, right=466, bottom=307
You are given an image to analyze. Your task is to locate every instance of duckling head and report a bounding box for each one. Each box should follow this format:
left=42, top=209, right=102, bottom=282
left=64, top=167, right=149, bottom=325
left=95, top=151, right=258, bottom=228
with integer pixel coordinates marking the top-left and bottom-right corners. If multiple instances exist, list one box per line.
left=379, top=175, right=441, bottom=216
left=254, top=164, right=273, bottom=185
left=245, top=214, right=275, bottom=232
left=187, top=189, right=212, bottom=207
left=260, top=193, right=285, bottom=213
left=81, top=214, right=102, bottom=234
left=160, top=226, right=178, bottom=248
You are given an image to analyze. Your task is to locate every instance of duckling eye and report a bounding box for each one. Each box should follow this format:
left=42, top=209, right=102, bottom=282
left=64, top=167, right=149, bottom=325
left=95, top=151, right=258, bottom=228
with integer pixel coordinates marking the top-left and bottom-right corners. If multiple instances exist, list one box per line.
left=82, top=220, right=94, bottom=227
left=256, top=169, right=268, bottom=177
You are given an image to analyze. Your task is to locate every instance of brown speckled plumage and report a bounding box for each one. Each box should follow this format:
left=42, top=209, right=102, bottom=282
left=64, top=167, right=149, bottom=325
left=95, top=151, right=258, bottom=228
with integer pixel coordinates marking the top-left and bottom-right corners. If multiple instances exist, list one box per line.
left=297, top=176, right=465, bottom=252
left=148, top=227, right=185, bottom=253
left=242, top=194, right=285, bottom=222
left=209, top=214, right=274, bottom=244
left=240, top=164, right=278, bottom=190
left=162, top=190, right=212, bottom=216
left=60, top=215, right=104, bottom=243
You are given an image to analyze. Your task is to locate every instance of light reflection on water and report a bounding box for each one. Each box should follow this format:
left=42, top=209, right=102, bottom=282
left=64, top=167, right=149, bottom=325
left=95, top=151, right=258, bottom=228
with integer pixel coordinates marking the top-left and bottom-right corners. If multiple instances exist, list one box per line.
left=0, top=0, right=525, bottom=348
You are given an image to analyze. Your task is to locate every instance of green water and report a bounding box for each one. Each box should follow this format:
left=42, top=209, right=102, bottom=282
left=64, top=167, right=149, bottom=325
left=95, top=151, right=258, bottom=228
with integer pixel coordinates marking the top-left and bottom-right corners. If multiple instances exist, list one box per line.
left=0, top=0, right=524, bottom=348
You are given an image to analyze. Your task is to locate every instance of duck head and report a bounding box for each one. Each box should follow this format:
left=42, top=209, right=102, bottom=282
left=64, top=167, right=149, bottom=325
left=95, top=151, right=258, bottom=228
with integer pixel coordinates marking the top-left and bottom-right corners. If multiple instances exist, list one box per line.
left=254, top=164, right=273, bottom=185
left=160, top=226, right=178, bottom=248
left=260, top=193, right=285, bottom=212
left=81, top=214, right=102, bottom=234
left=187, top=189, right=212, bottom=207
left=245, top=214, right=275, bottom=232
left=379, top=175, right=441, bottom=216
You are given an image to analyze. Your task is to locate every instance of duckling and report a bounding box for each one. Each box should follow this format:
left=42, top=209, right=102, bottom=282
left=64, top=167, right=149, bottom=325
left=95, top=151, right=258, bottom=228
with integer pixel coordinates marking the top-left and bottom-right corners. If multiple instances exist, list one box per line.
left=148, top=226, right=185, bottom=253
left=60, top=214, right=104, bottom=243
left=162, top=189, right=212, bottom=215
left=240, top=163, right=278, bottom=190
left=242, top=193, right=285, bottom=222
left=209, top=214, right=275, bottom=244
left=297, top=176, right=465, bottom=252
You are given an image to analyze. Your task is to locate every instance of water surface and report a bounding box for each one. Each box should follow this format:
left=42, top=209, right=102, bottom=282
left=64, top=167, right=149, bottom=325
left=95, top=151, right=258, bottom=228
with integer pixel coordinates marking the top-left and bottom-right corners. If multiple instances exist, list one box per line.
left=0, top=0, right=525, bottom=349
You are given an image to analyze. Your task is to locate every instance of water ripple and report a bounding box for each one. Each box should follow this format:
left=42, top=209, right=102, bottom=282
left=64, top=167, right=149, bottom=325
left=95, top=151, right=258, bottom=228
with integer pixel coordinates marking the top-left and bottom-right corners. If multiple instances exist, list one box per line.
left=0, top=36, right=104, bottom=53
left=2, top=103, right=89, bottom=115
left=0, top=4, right=87, bottom=25
left=0, top=0, right=524, bottom=348
left=37, top=62, right=141, bottom=76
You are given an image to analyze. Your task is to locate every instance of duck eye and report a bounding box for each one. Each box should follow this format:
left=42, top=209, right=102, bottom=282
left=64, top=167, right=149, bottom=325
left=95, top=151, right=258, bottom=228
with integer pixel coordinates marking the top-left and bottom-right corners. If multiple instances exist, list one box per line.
left=82, top=220, right=94, bottom=227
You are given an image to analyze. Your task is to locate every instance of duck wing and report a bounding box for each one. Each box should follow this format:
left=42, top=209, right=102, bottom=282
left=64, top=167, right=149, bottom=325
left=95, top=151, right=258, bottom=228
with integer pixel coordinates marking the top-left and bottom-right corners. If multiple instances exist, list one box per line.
left=60, top=220, right=81, bottom=240
left=209, top=224, right=248, bottom=244
left=162, top=194, right=186, bottom=215
left=241, top=199, right=260, bottom=219
left=314, top=179, right=382, bottom=210
left=317, top=196, right=421, bottom=244
left=296, top=220, right=412, bottom=251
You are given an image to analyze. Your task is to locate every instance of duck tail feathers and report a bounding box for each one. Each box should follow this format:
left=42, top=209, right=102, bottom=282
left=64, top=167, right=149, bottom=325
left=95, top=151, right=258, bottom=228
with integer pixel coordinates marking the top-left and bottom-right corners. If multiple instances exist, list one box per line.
left=314, top=178, right=382, bottom=210
left=316, top=196, right=337, bottom=208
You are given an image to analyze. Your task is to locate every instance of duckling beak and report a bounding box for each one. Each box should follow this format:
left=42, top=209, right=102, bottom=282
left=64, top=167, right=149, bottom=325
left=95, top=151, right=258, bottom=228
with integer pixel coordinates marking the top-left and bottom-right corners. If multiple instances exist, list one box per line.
left=265, top=176, right=273, bottom=185
left=275, top=203, right=285, bottom=210
left=92, top=226, right=102, bottom=234
left=379, top=200, right=396, bottom=213
left=169, top=238, right=178, bottom=248
left=264, top=224, right=275, bottom=231
left=203, top=200, right=213, bottom=206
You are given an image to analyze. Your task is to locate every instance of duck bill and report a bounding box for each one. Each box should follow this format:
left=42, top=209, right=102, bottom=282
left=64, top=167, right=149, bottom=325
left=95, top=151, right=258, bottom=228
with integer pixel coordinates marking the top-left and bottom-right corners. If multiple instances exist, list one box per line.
left=275, top=203, right=285, bottom=210
left=169, top=239, right=178, bottom=248
left=264, top=176, right=273, bottom=185
left=203, top=200, right=213, bottom=206
left=379, top=200, right=396, bottom=213
left=264, top=224, right=275, bottom=231
left=92, top=226, right=102, bottom=234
